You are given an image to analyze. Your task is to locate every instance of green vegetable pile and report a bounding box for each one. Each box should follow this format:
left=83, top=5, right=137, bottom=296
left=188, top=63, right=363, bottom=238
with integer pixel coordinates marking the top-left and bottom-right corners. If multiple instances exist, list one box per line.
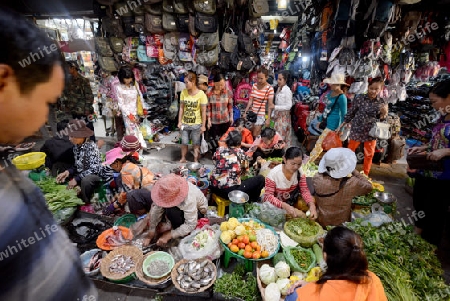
left=285, top=218, right=320, bottom=237
left=347, top=220, right=450, bottom=301
left=267, top=157, right=283, bottom=163
left=35, top=178, right=84, bottom=214
left=300, top=162, right=319, bottom=177
left=289, top=248, right=314, bottom=269
left=214, top=265, right=260, bottom=301
left=352, top=192, right=378, bottom=206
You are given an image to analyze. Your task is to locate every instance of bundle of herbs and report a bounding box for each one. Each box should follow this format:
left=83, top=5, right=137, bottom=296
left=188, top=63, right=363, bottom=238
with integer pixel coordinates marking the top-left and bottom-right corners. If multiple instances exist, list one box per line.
left=36, top=178, right=84, bottom=214
left=214, top=265, right=260, bottom=301
left=347, top=220, right=450, bottom=301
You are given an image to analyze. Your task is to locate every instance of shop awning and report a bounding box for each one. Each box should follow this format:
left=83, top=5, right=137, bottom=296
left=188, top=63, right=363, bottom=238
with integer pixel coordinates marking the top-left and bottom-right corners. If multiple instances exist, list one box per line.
left=3, top=0, right=95, bottom=18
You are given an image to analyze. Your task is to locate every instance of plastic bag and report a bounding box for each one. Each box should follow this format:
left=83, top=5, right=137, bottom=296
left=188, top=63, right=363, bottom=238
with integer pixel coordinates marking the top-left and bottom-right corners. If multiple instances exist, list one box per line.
left=179, top=224, right=223, bottom=260
left=249, top=202, right=286, bottom=228
left=361, top=203, right=393, bottom=227
left=322, top=131, right=342, bottom=151
left=200, top=134, right=208, bottom=154
left=283, top=246, right=317, bottom=273
left=139, top=119, right=153, bottom=140
left=168, top=99, right=179, bottom=120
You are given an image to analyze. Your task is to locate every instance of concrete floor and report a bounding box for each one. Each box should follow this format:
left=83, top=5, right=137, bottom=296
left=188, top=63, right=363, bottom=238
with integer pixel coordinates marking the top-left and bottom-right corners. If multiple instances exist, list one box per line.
left=30, top=118, right=450, bottom=299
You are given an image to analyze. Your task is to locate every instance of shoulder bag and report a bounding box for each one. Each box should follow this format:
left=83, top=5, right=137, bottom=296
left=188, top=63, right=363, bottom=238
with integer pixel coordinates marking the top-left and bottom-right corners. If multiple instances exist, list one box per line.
left=246, top=87, right=269, bottom=123
left=319, top=93, right=342, bottom=130
left=369, top=120, right=391, bottom=140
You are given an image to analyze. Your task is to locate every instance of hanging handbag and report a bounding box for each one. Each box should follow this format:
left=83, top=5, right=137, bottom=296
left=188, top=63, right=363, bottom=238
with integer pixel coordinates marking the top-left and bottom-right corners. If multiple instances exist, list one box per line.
left=136, top=85, right=144, bottom=116
left=319, top=94, right=342, bottom=130
left=369, top=120, right=391, bottom=140
left=222, top=27, right=238, bottom=53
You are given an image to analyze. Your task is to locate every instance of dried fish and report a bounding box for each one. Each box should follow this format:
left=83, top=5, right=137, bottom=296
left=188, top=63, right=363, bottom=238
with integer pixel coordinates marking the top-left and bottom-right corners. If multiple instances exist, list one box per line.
left=199, top=260, right=208, bottom=268
left=191, top=282, right=201, bottom=289
left=109, top=254, right=135, bottom=274
left=146, top=259, right=170, bottom=277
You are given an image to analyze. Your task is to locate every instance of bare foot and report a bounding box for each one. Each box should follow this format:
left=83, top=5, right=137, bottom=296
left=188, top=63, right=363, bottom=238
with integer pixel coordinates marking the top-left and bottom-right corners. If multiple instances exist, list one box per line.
left=179, top=159, right=187, bottom=163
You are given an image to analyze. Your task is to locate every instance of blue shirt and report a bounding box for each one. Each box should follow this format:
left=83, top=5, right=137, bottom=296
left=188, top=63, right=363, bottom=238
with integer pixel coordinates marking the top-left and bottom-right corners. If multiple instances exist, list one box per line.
left=323, top=93, right=348, bottom=131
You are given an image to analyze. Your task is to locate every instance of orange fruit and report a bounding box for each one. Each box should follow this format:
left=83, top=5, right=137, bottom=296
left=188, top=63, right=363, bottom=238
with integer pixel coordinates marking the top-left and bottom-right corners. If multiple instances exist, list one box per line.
left=244, top=245, right=253, bottom=252
left=242, top=235, right=250, bottom=245
left=252, top=251, right=261, bottom=259
left=261, top=250, right=270, bottom=258
left=230, top=244, right=239, bottom=253
left=243, top=251, right=253, bottom=259
left=237, top=235, right=244, bottom=242
left=232, top=239, right=239, bottom=245
left=228, top=242, right=233, bottom=248
left=256, top=245, right=261, bottom=252
left=250, top=241, right=259, bottom=249
left=238, top=242, right=246, bottom=249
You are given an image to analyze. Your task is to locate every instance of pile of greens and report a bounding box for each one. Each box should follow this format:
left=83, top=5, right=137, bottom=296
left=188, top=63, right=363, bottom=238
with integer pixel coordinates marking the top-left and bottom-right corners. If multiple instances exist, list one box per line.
left=35, top=178, right=84, bottom=214
left=347, top=220, right=450, bottom=301
left=214, top=265, right=260, bottom=301
left=300, top=162, right=319, bottom=177
left=352, top=192, right=378, bottom=206
left=285, top=218, right=321, bottom=237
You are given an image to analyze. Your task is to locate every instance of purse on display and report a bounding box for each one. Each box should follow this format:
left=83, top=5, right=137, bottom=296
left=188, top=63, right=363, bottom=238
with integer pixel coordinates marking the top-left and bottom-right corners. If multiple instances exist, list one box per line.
left=369, top=121, right=391, bottom=140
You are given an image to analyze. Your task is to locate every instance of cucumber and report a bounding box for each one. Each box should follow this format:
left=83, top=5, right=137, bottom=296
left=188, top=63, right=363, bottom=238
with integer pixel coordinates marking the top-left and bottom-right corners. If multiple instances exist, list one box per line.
left=312, top=244, right=326, bottom=270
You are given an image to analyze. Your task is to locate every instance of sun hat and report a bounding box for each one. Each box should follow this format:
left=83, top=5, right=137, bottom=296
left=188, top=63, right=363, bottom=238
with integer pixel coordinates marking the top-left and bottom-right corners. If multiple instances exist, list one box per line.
left=151, top=174, right=189, bottom=208
left=104, top=147, right=128, bottom=165
left=318, top=148, right=357, bottom=179
left=67, top=119, right=94, bottom=138
left=120, top=135, right=141, bottom=152
left=323, top=73, right=350, bottom=86
left=198, top=74, right=208, bottom=85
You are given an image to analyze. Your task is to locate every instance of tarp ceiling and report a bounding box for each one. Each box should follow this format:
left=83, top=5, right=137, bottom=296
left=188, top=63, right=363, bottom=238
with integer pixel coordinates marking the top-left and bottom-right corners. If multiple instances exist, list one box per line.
left=3, top=0, right=95, bottom=17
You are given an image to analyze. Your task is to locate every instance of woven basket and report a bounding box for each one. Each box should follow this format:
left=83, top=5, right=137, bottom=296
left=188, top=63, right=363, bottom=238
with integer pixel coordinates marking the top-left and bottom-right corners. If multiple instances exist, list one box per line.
left=100, top=245, right=143, bottom=282
left=136, top=252, right=172, bottom=287
left=171, top=258, right=216, bottom=294
left=257, top=260, right=286, bottom=301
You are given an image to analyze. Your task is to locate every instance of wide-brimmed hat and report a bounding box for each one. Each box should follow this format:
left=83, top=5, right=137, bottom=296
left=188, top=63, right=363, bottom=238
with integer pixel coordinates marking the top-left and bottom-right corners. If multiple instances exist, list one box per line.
left=323, top=74, right=350, bottom=86
left=104, top=147, right=128, bottom=165
left=120, top=135, right=141, bottom=152
left=198, top=74, right=208, bottom=85
left=318, top=148, right=357, bottom=179
left=67, top=119, right=94, bottom=138
left=151, top=174, right=188, bottom=208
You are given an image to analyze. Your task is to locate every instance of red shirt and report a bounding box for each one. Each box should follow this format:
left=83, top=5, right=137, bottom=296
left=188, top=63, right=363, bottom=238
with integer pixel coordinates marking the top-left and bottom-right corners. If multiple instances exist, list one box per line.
left=218, top=127, right=254, bottom=147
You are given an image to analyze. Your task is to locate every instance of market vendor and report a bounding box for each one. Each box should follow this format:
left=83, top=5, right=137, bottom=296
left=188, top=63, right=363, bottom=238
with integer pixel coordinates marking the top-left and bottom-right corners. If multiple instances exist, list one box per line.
left=263, top=146, right=317, bottom=219
left=102, top=147, right=156, bottom=215
left=145, top=174, right=208, bottom=246
left=218, top=118, right=254, bottom=150
left=56, top=120, right=112, bottom=203
left=210, top=130, right=265, bottom=202
left=246, top=127, right=285, bottom=163
left=313, top=148, right=373, bottom=227
left=286, top=226, right=387, bottom=301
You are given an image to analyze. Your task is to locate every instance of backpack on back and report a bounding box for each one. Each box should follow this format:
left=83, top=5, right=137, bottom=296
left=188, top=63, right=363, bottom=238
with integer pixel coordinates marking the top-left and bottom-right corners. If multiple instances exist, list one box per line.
left=234, top=81, right=252, bottom=105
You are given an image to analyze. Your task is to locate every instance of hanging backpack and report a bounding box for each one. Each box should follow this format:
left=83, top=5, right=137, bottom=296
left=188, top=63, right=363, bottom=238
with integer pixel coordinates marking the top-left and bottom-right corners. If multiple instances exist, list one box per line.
left=178, top=33, right=193, bottom=61
left=238, top=32, right=255, bottom=54
left=145, top=14, right=165, bottom=34
left=196, top=30, right=219, bottom=51
left=176, top=14, right=190, bottom=32
left=98, top=56, right=119, bottom=72
left=162, top=0, right=175, bottom=13
left=162, top=13, right=178, bottom=31
left=163, top=32, right=178, bottom=60
left=219, top=52, right=232, bottom=70
left=95, top=38, right=114, bottom=57
left=174, top=0, right=189, bottom=14
left=193, top=0, right=216, bottom=14
left=195, top=12, right=218, bottom=33
left=365, top=0, right=396, bottom=38
left=144, top=3, right=163, bottom=15
left=102, top=17, right=124, bottom=37
left=245, top=18, right=264, bottom=40
left=137, top=45, right=156, bottom=62
left=249, top=0, right=269, bottom=17
left=234, top=81, right=252, bottom=104
left=221, top=27, right=238, bottom=53
left=196, top=46, right=219, bottom=66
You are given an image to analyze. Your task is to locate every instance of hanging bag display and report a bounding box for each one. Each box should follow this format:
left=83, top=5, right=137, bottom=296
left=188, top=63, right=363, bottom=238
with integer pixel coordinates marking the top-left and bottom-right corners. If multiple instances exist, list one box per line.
left=176, top=14, right=190, bottom=32
left=369, top=120, right=391, bottom=140
left=195, top=12, right=218, bottom=33
left=221, top=27, right=238, bottom=52
left=136, top=85, right=144, bottom=116
left=162, top=13, right=178, bottom=31
left=193, top=0, right=216, bottom=14
left=145, top=14, right=164, bottom=34
left=95, top=37, right=114, bottom=57
left=196, top=30, right=219, bottom=51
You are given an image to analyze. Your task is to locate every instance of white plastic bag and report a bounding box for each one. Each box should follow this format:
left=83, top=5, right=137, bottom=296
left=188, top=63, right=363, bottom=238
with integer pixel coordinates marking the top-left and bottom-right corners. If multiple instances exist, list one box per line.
left=200, top=134, right=208, bottom=154
left=139, top=119, right=153, bottom=140
left=179, top=224, right=223, bottom=260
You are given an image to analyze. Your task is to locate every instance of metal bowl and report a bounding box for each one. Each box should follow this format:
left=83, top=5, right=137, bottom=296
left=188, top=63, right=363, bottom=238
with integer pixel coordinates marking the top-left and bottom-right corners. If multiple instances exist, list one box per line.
left=228, top=190, right=249, bottom=204
left=373, top=191, right=382, bottom=199
left=186, top=162, right=202, bottom=172
left=375, top=192, right=397, bottom=204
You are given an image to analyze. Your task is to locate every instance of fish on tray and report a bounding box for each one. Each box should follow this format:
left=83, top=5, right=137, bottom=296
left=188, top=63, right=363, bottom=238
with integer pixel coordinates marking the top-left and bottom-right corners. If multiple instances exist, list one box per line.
left=109, top=254, right=135, bottom=274
left=104, top=226, right=131, bottom=248
left=84, top=251, right=103, bottom=272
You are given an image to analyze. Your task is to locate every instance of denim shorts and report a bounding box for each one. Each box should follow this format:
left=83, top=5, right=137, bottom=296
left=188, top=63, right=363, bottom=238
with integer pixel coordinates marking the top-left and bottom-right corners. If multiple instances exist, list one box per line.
left=181, top=124, right=202, bottom=145
left=254, top=115, right=266, bottom=126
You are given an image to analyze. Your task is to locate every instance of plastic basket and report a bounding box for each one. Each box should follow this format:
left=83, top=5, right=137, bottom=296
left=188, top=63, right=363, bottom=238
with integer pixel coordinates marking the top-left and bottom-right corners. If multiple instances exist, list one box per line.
left=142, top=251, right=174, bottom=279
left=114, top=214, right=137, bottom=228
left=12, top=152, right=46, bottom=170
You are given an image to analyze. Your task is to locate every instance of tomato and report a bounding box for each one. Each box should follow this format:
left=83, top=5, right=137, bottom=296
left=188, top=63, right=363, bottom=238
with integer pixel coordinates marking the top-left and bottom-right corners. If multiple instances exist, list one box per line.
left=261, top=250, right=270, bottom=258
left=232, top=239, right=239, bottom=245
left=252, top=251, right=261, bottom=259
left=250, top=241, right=259, bottom=249
left=242, top=235, right=250, bottom=245
left=244, top=245, right=253, bottom=252
left=237, top=235, right=244, bottom=242
left=230, top=244, right=239, bottom=253
left=243, top=251, right=253, bottom=259
left=238, top=242, right=246, bottom=249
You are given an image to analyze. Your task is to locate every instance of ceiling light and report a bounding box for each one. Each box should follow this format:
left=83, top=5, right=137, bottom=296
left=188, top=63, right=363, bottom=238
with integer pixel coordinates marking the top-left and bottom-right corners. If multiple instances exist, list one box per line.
left=302, top=56, right=308, bottom=62
left=278, top=0, right=288, bottom=10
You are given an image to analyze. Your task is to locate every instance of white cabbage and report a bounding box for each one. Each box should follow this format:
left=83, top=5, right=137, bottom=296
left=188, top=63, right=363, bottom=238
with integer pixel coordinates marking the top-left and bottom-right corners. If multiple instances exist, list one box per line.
left=274, top=261, right=291, bottom=279
left=259, top=264, right=277, bottom=285
left=265, top=283, right=281, bottom=301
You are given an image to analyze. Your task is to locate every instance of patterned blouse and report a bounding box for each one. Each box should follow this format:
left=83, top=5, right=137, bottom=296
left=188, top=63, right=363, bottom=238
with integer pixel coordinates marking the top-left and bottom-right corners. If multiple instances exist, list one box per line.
left=210, top=147, right=248, bottom=189
left=344, top=94, right=386, bottom=142
left=68, top=141, right=101, bottom=183
left=207, top=88, right=233, bottom=125
left=116, top=83, right=143, bottom=118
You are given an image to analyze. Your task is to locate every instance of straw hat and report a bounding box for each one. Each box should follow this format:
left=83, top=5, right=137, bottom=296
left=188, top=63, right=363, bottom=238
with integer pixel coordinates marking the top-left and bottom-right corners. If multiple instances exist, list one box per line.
left=323, top=74, right=350, bottom=86
left=67, top=119, right=94, bottom=138
left=318, top=148, right=357, bottom=179
left=120, top=135, right=141, bottom=152
left=104, top=147, right=128, bottom=165
left=198, top=74, right=208, bottom=85
left=151, top=174, right=188, bottom=208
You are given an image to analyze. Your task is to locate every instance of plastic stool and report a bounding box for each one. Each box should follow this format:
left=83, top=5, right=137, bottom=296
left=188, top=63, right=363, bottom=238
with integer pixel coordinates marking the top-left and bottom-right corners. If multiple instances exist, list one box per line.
left=223, top=247, right=254, bottom=272
left=212, top=194, right=230, bottom=217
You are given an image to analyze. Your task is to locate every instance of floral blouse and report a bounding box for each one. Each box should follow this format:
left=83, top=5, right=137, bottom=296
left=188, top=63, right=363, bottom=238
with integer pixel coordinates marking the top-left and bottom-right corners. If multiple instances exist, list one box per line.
left=210, top=147, right=248, bottom=189
left=344, top=94, right=386, bottom=142
left=115, top=83, right=143, bottom=118
left=68, top=141, right=101, bottom=183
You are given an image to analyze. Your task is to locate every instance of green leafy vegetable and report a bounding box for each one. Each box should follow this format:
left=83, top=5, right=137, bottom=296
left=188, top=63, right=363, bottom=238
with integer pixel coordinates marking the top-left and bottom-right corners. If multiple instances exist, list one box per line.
left=35, top=177, right=84, bottom=214
left=214, top=265, right=260, bottom=301
left=285, top=218, right=320, bottom=237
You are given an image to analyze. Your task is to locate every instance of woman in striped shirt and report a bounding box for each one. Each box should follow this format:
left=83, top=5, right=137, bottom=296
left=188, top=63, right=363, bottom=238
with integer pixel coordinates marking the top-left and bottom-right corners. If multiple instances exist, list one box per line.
left=263, top=147, right=318, bottom=219
left=244, top=68, right=275, bottom=137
